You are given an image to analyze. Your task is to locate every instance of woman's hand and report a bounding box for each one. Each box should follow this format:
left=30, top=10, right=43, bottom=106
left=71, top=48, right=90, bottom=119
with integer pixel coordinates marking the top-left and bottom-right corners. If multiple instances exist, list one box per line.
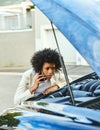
left=30, top=73, right=46, bottom=94
left=43, top=84, right=59, bottom=94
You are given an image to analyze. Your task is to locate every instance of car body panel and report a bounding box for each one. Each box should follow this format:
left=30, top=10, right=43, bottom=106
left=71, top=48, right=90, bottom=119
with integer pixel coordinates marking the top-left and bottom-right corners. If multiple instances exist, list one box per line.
left=0, top=102, right=100, bottom=130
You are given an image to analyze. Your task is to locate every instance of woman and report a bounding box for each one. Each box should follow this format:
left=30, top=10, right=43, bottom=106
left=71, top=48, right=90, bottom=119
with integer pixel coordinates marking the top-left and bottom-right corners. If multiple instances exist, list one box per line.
left=14, top=48, right=66, bottom=105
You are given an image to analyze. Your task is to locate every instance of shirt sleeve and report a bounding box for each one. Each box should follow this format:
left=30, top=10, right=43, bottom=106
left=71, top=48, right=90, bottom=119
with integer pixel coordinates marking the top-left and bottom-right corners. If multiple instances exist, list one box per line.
left=14, top=71, right=35, bottom=105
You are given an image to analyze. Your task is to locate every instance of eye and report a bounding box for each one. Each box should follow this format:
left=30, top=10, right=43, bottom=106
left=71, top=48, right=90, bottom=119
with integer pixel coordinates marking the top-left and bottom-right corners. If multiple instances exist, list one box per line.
left=45, top=67, right=49, bottom=70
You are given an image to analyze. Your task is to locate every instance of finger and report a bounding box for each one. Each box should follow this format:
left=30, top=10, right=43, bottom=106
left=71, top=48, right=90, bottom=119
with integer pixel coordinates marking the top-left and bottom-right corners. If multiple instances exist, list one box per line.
left=43, top=91, right=47, bottom=94
left=37, top=74, right=44, bottom=79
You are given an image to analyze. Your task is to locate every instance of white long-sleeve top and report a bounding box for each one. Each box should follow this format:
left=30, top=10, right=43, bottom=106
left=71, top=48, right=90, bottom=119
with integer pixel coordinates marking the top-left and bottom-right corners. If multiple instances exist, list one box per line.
left=14, top=68, right=66, bottom=105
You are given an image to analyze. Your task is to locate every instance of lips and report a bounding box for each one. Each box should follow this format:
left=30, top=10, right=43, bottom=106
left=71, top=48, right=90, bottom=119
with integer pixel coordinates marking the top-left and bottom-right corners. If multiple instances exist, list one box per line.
left=46, top=75, right=52, bottom=78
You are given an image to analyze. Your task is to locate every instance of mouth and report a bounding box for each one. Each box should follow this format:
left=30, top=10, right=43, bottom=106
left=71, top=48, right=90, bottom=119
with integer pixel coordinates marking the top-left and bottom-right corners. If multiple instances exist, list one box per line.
left=46, top=75, right=52, bottom=78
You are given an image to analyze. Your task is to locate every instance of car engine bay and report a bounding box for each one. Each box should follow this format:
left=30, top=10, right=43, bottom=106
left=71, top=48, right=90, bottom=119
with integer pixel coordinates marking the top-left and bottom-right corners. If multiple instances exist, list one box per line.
left=27, top=72, right=100, bottom=111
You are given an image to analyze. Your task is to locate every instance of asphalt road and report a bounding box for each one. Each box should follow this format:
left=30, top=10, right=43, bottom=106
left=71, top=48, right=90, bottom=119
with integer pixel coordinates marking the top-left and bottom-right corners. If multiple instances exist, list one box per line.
left=0, top=73, right=22, bottom=113
left=0, top=65, right=93, bottom=114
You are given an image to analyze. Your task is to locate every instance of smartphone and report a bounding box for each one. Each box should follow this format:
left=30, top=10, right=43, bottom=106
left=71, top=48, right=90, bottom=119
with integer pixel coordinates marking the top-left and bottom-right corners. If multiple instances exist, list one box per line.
left=39, top=72, right=47, bottom=81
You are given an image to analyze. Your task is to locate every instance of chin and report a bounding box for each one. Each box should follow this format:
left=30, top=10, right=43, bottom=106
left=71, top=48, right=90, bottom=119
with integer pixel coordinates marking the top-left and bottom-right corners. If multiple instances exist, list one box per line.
left=47, top=76, right=52, bottom=80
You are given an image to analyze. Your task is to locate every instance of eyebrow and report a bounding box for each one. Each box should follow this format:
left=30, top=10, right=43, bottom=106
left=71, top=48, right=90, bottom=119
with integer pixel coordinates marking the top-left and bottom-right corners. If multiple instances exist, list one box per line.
left=45, top=67, right=55, bottom=69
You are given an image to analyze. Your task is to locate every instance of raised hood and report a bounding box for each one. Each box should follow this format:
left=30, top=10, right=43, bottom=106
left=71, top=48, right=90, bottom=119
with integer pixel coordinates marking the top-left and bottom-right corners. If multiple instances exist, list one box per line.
left=31, top=0, right=100, bottom=76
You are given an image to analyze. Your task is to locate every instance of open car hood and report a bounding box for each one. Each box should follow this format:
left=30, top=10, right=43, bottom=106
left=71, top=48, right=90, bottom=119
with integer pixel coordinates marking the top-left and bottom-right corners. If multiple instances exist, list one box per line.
left=31, top=0, right=100, bottom=76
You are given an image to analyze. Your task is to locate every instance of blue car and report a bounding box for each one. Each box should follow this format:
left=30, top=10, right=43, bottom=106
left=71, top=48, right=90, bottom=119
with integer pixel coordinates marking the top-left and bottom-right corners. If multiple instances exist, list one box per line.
left=0, top=0, right=100, bottom=129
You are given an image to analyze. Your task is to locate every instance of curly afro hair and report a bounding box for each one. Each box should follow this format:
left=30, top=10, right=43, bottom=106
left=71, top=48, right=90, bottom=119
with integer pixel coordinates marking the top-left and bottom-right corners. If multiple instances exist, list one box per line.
left=31, top=48, right=61, bottom=73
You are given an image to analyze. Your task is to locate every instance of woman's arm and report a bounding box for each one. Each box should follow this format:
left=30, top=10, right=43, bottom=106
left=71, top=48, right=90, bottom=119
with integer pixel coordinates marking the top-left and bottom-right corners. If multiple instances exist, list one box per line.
left=14, top=71, right=47, bottom=105
left=30, top=73, right=47, bottom=93
left=43, top=84, right=59, bottom=94
left=14, top=73, right=33, bottom=105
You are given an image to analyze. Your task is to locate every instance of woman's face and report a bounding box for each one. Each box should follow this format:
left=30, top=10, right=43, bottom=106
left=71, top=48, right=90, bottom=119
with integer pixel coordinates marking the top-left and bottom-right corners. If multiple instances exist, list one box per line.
left=42, top=62, right=55, bottom=79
